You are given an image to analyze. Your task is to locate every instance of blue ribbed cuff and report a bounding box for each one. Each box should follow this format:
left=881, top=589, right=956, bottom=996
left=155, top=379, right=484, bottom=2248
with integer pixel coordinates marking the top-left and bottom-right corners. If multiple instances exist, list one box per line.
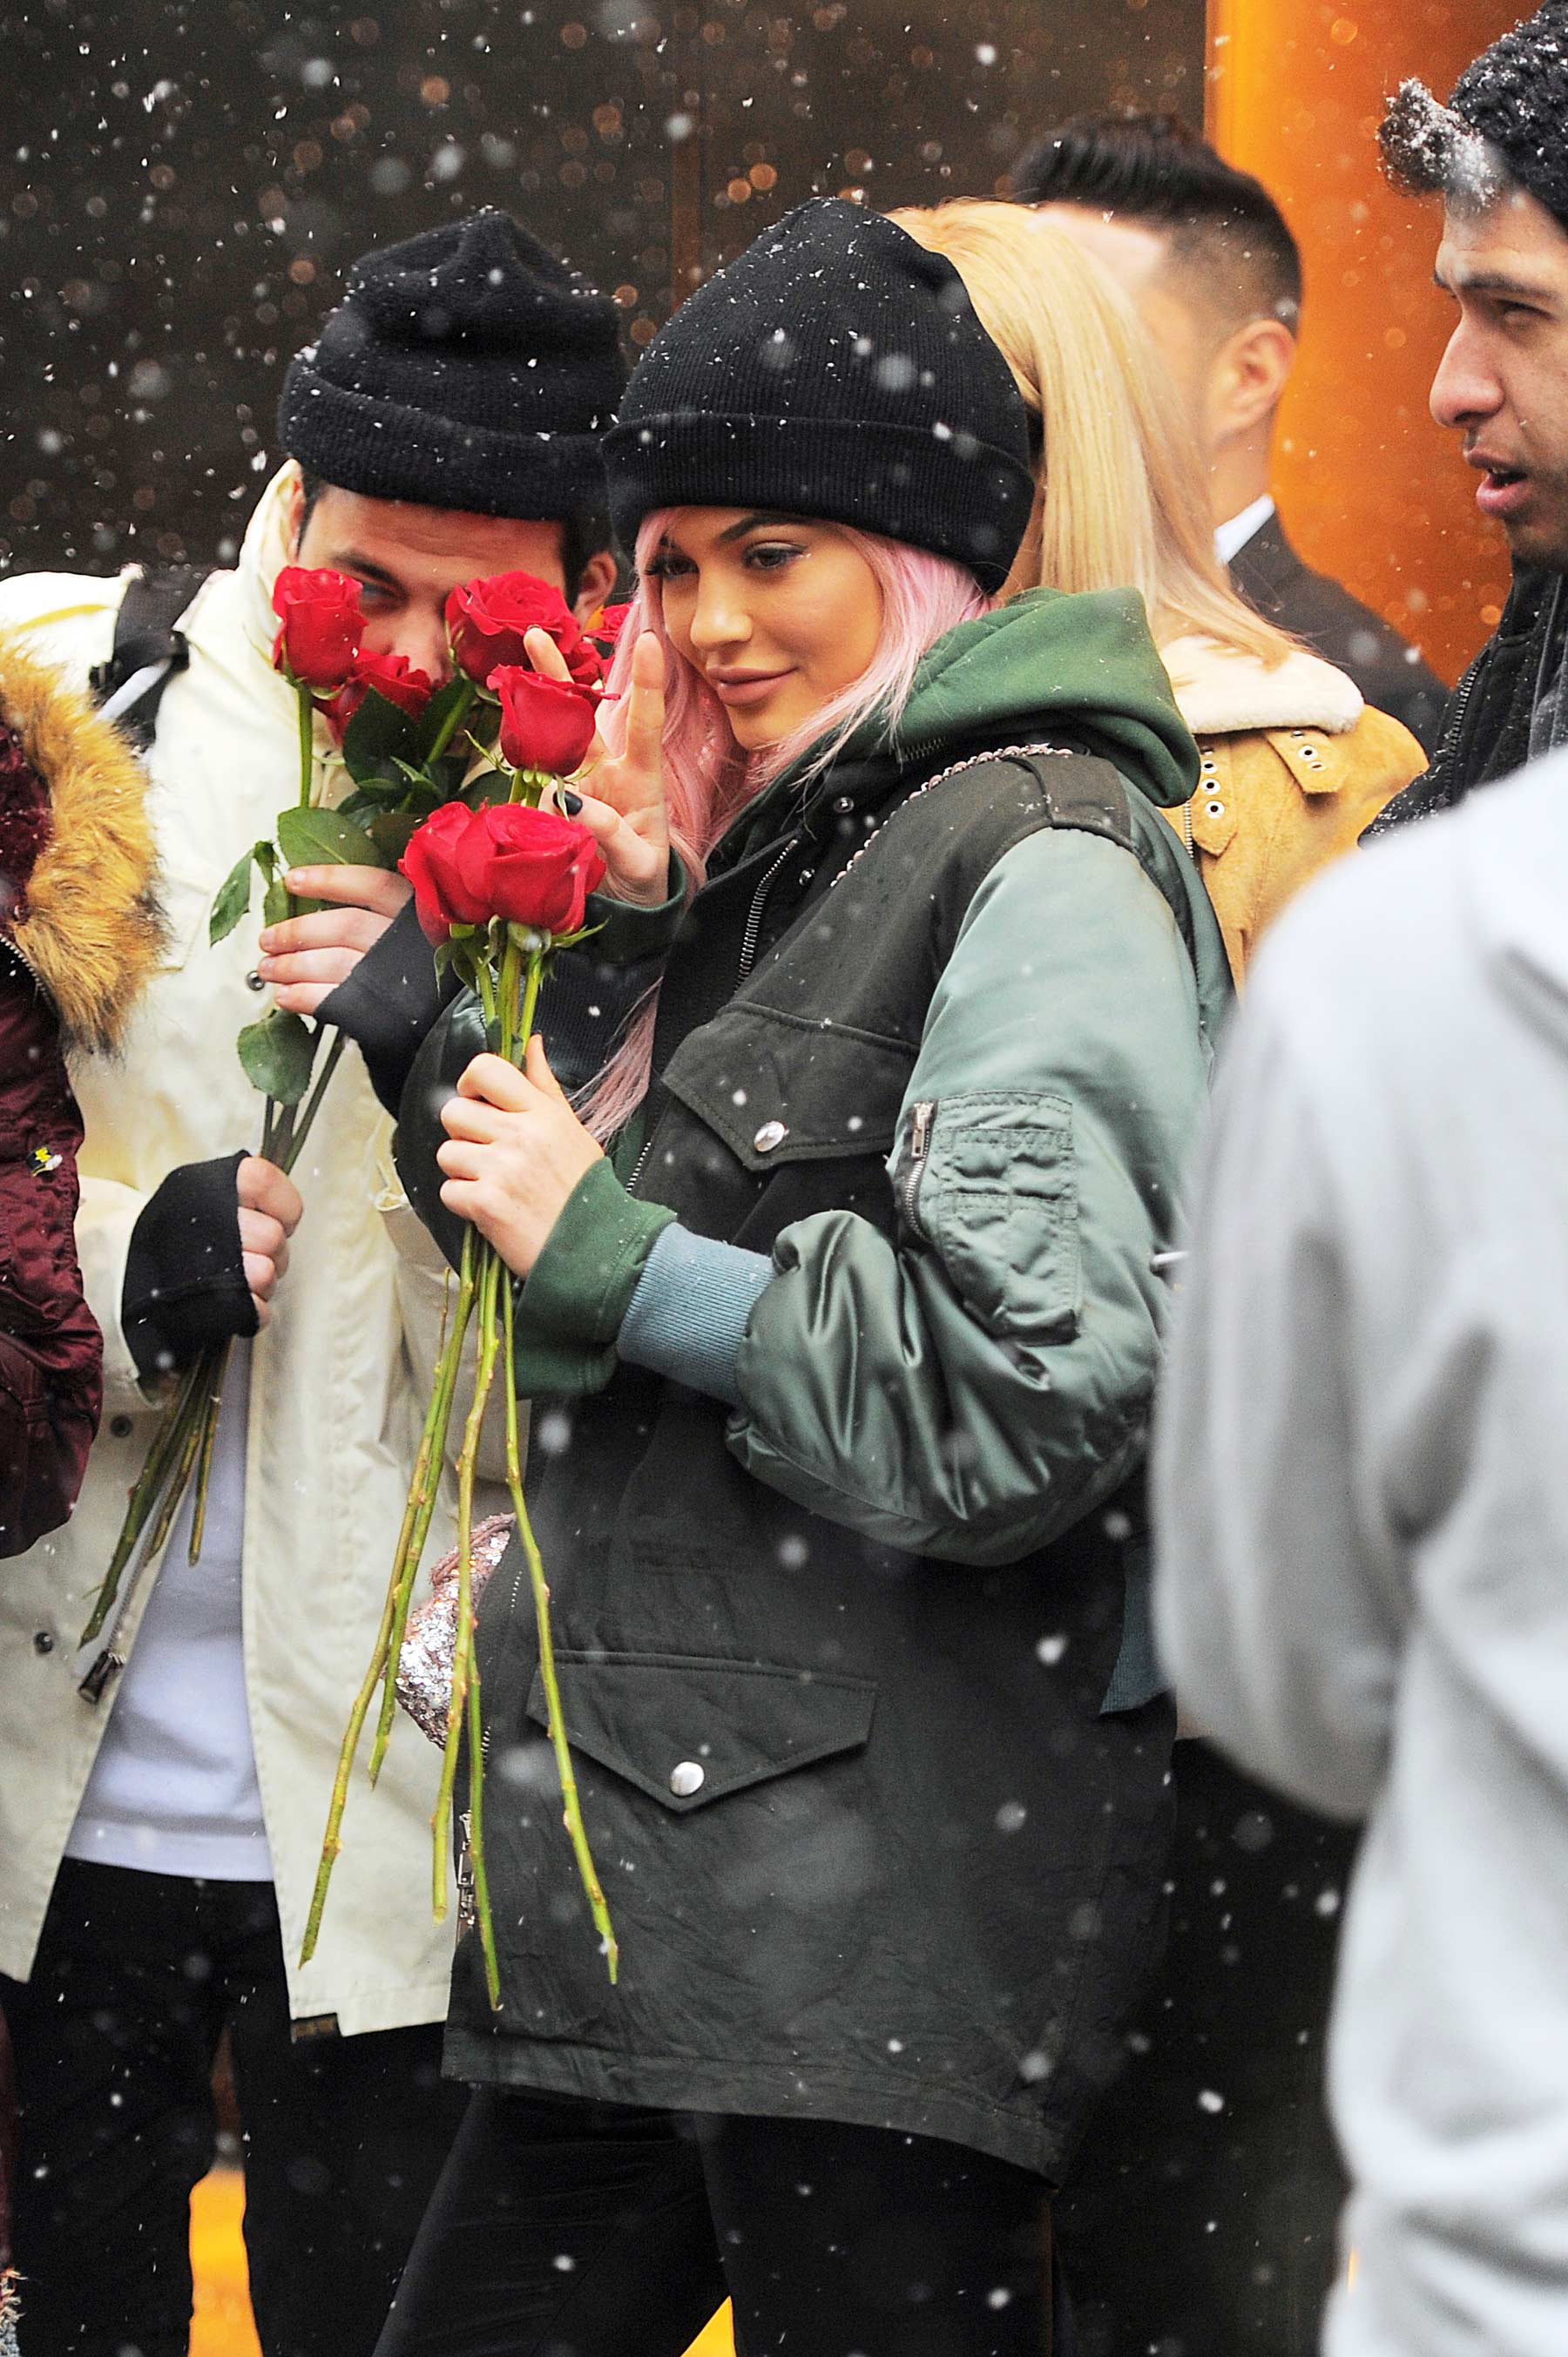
left=617, top=1225, right=774, bottom=1408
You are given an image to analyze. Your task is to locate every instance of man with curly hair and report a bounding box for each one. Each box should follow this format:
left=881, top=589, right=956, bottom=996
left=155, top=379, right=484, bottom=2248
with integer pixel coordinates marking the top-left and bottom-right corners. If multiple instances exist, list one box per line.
left=1374, top=3, right=1568, bottom=827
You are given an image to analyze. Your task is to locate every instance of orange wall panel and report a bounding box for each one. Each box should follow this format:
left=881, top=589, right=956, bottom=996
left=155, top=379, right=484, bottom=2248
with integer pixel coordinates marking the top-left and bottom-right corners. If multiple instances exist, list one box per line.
left=1207, top=0, right=1517, bottom=684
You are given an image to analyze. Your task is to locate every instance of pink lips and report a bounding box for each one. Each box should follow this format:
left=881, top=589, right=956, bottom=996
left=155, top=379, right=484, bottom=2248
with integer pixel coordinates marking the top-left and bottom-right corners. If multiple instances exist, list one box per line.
left=710, top=669, right=794, bottom=708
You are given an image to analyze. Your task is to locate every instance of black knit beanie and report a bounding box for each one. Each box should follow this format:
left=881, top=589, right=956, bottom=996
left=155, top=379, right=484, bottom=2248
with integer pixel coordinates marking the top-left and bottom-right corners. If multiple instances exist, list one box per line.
left=1381, top=3, right=1568, bottom=235
left=603, top=199, right=1034, bottom=591
left=279, top=210, right=625, bottom=519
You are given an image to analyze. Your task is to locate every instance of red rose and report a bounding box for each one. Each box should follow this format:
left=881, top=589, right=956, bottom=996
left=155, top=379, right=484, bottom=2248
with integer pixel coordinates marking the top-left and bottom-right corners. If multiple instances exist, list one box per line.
left=491, top=665, right=601, bottom=779
left=320, top=649, right=434, bottom=740
left=398, top=802, right=495, bottom=942
left=399, top=801, right=606, bottom=942
left=479, top=803, right=607, bottom=935
left=271, top=566, right=363, bottom=692
left=562, top=633, right=607, bottom=690
left=445, top=571, right=585, bottom=688
left=587, top=602, right=632, bottom=649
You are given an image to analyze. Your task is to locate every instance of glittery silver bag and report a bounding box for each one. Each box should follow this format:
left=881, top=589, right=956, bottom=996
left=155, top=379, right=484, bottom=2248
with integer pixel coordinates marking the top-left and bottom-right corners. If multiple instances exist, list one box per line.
left=395, top=1514, right=514, bottom=1746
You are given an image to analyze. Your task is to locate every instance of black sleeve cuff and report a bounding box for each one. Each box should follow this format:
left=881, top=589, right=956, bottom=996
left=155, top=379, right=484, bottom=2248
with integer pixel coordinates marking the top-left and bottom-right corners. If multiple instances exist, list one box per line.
left=393, top=995, right=488, bottom=1276
left=316, top=897, right=460, bottom=1118
left=123, top=1151, right=257, bottom=1382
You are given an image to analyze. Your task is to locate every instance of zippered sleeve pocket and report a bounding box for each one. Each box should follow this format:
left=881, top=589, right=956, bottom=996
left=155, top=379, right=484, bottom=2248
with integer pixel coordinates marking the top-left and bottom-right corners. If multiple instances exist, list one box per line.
left=889, top=1090, right=1082, bottom=1344
left=892, top=1098, right=936, bottom=1238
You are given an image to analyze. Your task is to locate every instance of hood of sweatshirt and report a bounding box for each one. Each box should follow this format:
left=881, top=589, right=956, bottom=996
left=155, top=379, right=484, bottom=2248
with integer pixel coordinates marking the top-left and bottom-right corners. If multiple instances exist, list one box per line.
left=716, top=585, right=1200, bottom=875
left=870, top=586, right=1200, bottom=808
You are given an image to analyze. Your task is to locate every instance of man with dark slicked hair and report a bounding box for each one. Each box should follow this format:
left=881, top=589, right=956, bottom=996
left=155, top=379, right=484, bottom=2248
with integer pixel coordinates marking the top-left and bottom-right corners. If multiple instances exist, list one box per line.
left=1013, top=112, right=1446, bottom=751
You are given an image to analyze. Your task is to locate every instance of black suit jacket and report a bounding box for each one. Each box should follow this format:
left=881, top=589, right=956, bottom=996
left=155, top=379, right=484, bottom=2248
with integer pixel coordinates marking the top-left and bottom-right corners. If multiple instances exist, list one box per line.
left=1229, top=510, right=1448, bottom=754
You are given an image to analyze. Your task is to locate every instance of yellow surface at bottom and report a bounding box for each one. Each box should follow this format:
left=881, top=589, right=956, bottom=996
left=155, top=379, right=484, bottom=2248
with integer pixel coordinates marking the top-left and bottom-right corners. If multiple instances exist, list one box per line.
left=189, top=2169, right=734, bottom=2356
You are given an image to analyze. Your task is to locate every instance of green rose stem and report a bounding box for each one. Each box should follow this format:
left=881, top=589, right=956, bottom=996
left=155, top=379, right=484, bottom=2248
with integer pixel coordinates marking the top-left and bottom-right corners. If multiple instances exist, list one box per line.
left=366, top=1225, right=479, bottom=1785
left=299, top=1231, right=479, bottom=1968
left=492, top=935, right=619, bottom=1984
left=426, top=676, right=477, bottom=767
left=78, top=1027, right=348, bottom=1652
left=303, top=899, right=619, bottom=1996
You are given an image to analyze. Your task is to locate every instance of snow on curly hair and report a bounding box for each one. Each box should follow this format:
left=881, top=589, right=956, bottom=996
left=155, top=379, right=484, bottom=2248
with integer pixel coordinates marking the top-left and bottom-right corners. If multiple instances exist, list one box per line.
left=1378, top=79, right=1514, bottom=214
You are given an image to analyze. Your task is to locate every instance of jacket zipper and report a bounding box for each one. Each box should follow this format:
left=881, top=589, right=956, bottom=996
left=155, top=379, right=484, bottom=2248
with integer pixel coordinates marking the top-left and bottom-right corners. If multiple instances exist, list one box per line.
left=1, top=924, right=47, bottom=997
left=896, top=1100, right=936, bottom=1237
left=737, top=834, right=800, bottom=986
left=1432, top=644, right=1484, bottom=790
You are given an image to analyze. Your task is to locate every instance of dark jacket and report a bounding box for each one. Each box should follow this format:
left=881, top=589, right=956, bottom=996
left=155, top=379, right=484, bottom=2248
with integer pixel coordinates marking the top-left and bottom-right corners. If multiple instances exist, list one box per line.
left=0, top=638, right=161, bottom=1558
left=1231, top=510, right=1449, bottom=755
left=399, top=591, right=1233, bottom=2178
left=1368, top=565, right=1562, bottom=836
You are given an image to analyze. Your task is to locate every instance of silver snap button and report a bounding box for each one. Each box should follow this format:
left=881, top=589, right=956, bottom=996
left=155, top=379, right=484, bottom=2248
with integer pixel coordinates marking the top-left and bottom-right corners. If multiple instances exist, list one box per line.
left=669, top=1759, right=706, bottom=1797
left=833, top=794, right=855, bottom=813
left=1206, top=800, right=1225, bottom=818
left=245, top=969, right=267, bottom=993
left=753, top=1119, right=787, bottom=1154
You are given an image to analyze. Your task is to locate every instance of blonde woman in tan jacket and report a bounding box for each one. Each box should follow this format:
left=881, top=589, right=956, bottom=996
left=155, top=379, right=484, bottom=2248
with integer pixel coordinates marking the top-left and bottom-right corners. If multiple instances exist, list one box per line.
left=894, top=200, right=1425, bottom=981
left=892, top=195, right=1417, bottom=2354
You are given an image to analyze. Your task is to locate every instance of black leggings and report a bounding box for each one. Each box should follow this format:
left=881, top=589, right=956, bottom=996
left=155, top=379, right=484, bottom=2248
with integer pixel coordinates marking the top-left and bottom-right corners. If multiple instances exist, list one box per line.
left=376, top=2086, right=1056, bottom=2357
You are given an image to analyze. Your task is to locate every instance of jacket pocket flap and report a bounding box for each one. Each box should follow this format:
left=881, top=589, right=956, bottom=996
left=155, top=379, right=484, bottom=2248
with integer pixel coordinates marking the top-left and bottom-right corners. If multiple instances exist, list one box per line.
left=661, top=1003, right=913, bottom=1169
left=525, top=1650, right=877, bottom=1813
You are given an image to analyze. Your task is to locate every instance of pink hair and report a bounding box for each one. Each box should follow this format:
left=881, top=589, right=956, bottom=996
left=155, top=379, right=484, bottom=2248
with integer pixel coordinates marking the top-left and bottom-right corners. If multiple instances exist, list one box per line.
left=580, top=510, right=990, bottom=1140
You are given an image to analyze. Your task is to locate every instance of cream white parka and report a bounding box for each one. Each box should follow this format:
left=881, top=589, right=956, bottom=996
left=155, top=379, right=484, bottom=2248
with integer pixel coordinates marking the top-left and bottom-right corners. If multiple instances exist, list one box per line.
left=0, top=467, right=483, bottom=2031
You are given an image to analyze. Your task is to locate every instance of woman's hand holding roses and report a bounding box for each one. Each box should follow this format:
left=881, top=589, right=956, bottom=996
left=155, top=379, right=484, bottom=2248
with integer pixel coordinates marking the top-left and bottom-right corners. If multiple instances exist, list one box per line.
left=436, top=1041, right=604, bottom=1277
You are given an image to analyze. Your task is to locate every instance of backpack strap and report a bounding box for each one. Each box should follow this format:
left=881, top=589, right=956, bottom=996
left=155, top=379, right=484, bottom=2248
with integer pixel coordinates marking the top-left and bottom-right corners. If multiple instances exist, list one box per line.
left=89, top=564, right=211, bottom=746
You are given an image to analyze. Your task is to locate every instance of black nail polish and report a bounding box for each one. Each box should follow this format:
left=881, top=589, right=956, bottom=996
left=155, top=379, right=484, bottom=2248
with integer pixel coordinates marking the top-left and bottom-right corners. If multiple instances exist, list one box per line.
left=562, top=790, right=584, bottom=816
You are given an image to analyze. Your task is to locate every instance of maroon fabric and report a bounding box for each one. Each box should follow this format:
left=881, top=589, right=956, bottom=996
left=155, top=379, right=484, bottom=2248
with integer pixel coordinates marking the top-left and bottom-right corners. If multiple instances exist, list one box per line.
left=0, top=725, right=51, bottom=931
left=0, top=728, right=101, bottom=1557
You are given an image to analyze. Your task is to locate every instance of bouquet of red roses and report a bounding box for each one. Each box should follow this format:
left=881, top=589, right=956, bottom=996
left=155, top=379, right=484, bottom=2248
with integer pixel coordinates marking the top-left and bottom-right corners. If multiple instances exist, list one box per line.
left=79, top=568, right=621, bottom=1685
left=301, top=685, right=617, bottom=2006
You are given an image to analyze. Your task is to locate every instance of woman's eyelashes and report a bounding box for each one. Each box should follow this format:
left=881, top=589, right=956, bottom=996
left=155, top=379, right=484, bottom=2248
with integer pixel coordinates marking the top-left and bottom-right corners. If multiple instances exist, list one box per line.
left=743, top=540, right=805, bottom=571
left=645, top=539, right=803, bottom=586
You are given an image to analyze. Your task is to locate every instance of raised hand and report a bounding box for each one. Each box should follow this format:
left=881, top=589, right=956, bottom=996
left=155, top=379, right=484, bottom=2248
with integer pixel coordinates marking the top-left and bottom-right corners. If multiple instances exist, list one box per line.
left=524, top=624, right=670, bottom=908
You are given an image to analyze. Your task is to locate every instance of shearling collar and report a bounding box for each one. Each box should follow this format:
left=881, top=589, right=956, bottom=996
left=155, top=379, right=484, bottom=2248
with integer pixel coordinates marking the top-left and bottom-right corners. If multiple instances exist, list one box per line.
left=0, top=633, right=164, bottom=1051
left=1161, top=633, right=1364, bottom=739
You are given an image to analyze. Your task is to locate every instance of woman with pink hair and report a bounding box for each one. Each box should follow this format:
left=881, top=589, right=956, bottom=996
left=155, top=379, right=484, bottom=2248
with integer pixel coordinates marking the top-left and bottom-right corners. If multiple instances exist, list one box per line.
left=382, top=199, right=1231, bottom=2357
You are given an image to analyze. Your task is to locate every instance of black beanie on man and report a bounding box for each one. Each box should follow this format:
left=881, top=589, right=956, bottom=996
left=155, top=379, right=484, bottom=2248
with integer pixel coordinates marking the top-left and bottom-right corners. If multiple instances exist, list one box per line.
left=1381, top=1, right=1568, bottom=237
left=604, top=199, right=1034, bottom=591
left=279, top=210, right=625, bottom=519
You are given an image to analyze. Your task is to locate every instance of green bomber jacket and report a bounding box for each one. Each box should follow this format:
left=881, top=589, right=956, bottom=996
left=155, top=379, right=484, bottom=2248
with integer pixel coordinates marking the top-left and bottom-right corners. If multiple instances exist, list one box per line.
left=396, top=588, right=1233, bottom=2178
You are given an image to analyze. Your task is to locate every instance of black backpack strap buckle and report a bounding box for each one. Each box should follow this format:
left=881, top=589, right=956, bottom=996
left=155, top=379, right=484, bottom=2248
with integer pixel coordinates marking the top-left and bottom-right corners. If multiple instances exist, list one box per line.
left=88, top=563, right=211, bottom=746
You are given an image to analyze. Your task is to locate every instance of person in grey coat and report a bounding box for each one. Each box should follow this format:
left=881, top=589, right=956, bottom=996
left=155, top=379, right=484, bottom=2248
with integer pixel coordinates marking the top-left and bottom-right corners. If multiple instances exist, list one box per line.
left=1153, top=741, right=1568, bottom=2357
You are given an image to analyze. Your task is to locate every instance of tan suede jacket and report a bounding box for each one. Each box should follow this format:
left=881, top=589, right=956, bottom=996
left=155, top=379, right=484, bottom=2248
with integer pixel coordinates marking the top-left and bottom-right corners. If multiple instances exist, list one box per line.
left=1159, top=635, right=1427, bottom=983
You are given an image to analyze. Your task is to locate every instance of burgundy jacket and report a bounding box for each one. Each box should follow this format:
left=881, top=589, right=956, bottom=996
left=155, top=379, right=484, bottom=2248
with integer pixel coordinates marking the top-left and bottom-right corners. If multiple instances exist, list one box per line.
left=0, top=638, right=161, bottom=1558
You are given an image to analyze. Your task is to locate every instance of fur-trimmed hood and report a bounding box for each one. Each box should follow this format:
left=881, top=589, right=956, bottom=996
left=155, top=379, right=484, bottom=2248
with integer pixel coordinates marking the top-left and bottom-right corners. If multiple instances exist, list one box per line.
left=0, top=631, right=164, bottom=1052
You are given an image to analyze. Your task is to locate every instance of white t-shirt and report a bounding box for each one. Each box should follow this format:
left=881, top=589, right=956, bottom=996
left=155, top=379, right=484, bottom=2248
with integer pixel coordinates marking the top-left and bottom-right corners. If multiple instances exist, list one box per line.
left=66, top=1346, right=272, bottom=1881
